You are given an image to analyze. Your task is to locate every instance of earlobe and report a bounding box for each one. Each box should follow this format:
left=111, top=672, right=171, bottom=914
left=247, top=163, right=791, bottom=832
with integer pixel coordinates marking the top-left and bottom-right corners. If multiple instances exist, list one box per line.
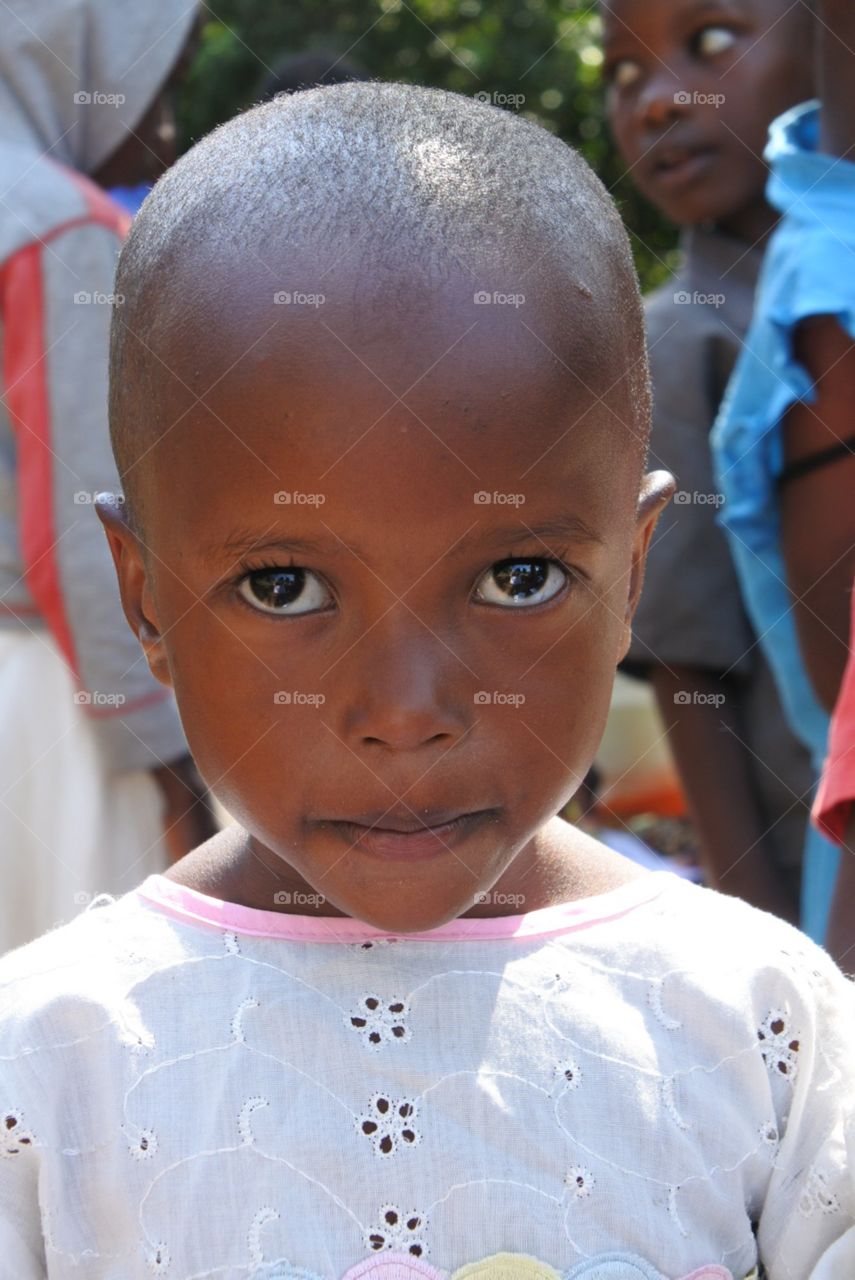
left=94, top=493, right=173, bottom=688
left=618, top=469, right=675, bottom=660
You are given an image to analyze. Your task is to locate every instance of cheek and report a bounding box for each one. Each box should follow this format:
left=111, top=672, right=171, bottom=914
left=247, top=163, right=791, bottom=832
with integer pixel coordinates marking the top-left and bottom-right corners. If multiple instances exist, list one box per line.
left=511, top=594, right=624, bottom=760
left=608, top=102, right=639, bottom=163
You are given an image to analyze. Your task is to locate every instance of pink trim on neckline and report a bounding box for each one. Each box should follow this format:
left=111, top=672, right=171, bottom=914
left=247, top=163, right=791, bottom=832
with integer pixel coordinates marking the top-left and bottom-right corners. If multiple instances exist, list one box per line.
left=134, top=870, right=681, bottom=942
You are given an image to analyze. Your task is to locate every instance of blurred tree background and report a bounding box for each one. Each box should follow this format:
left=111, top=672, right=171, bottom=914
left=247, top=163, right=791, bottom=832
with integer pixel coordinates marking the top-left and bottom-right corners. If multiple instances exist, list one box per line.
left=178, top=0, right=680, bottom=292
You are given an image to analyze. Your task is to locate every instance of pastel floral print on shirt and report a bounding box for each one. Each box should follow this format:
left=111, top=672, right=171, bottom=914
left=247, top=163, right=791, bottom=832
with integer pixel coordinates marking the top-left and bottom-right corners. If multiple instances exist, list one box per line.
left=564, top=1262, right=733, bottom=1280
left=356, top=1092, right=420, bottom=1156
left=348, top=995, right=412, bottom=1048
left=565, top=1255, right=664, bottom=1278
left=451, top=1253, right=561, bottom=1280
left=342, top=1251, right=444, bottom=1280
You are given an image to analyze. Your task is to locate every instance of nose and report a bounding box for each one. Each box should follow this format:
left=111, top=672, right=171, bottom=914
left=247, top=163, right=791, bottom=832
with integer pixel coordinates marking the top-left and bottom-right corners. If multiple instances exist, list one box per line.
left=637, top=67, right=691, bottom=130
left=341, top=611, right=468, bottom=753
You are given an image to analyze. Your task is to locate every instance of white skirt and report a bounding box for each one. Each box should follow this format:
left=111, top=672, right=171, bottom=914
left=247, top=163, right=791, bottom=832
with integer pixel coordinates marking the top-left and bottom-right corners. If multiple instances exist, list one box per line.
left=0, top=627, right=167, bottom=956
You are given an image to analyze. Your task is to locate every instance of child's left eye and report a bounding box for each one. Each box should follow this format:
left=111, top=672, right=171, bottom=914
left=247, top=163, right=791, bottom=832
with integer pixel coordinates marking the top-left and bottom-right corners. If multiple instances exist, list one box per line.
left=474, top=557, right=569, bottom=608
left=694, top=25, right=737, bottom=57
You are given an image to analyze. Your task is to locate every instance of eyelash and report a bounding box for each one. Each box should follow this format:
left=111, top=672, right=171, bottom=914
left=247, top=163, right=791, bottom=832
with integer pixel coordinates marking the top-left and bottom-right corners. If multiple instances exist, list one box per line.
left=230, top=549, right=585, bottom=617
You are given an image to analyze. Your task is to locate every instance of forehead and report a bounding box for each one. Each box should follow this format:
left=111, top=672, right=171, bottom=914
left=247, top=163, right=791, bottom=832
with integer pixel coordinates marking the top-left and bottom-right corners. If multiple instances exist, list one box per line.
left=132, top=242, right=644, bottom=555
left=601, top=0, right=786, bottom=38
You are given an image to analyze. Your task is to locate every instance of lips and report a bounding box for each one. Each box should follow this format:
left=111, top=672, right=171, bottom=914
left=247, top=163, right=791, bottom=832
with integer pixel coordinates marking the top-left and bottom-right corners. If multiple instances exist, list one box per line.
left=647, top=141, right=716, bottom=190
left=319, top=807, right=497, bottom=861
left=323, top=806, right=486, bottom=834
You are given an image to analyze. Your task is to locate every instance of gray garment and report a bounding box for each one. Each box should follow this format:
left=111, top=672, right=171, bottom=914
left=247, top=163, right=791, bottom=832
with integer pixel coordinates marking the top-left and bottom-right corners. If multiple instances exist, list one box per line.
left=628, top=226, right=813, bottom=876
left=0, top=0, right=198, bottom=774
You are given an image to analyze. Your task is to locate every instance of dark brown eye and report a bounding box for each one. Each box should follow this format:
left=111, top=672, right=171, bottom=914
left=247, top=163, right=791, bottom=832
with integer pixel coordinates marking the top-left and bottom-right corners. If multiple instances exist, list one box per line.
left=475, top=557, right=567, bottom=607
left=238, top=566, right=331, bottom=615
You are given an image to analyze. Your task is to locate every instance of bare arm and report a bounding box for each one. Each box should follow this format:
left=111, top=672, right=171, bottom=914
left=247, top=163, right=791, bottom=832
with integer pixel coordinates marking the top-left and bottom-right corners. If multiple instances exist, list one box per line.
left=779, top=317, right=855, bottom=712
left=817, top=0, right=855, bottom=157
left=650, top=666, right=800, bottom=923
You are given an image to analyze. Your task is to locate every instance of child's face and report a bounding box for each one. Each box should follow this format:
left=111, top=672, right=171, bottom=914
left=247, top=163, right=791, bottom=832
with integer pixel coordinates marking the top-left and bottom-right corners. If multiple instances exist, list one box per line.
left=602, top=0, right=815, bottom=237
left=102, top=246, right=668, bottom=931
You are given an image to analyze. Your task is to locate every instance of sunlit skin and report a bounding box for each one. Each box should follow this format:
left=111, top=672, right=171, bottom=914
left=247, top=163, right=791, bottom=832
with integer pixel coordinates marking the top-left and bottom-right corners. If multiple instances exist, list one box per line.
left=602, top=0, right=815, bottom=242
left=98, top=241, right=672, bottom=934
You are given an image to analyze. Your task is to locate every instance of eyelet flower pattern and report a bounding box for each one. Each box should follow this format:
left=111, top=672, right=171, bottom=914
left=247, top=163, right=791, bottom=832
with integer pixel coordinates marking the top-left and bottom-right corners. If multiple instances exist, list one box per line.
left=564, top=1164, right=595, bottom=1199
left=348, top=995, right=412, bottom=1048
left=145, top=1241, right=170, bottom=1274
left=798, top=1166, right=841, bottom=1217
left=757, top=1009, right=801, bottom=1081
left=129, top=1127, right=158, bottom=1160
left=553, top=1058, right=582, bottom=1092
left=366, top=1205, right=429, bottom=1257
left=1, top=1110, right=33, bottom=1156
left=356, top=1093, right=420, bottom=1156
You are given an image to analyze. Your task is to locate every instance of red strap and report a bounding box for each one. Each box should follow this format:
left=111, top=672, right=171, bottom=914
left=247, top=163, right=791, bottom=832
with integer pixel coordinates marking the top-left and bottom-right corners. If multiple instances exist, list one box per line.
left=1, top=242, right=81, bottom=676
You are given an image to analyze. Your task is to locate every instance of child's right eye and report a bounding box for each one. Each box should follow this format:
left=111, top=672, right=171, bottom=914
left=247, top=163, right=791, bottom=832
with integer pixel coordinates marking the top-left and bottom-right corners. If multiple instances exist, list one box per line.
left=237, top=565, right=332, bottom=616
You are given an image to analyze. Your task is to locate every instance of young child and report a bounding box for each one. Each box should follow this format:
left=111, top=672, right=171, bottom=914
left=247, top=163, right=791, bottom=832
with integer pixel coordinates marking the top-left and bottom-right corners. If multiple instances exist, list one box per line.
left=600, top=0, right=819, bottom=927
left=0, top=83, right=852, bottom=1279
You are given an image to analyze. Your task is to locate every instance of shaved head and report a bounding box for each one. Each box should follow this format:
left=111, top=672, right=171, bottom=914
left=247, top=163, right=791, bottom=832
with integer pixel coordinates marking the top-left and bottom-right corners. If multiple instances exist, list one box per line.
left=109, top=80, right=650, bottom=535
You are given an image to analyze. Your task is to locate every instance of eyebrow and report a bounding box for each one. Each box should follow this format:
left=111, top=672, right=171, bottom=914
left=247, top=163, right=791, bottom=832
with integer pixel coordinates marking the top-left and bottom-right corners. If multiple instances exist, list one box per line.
left=208, top=514, right=604, bottom=562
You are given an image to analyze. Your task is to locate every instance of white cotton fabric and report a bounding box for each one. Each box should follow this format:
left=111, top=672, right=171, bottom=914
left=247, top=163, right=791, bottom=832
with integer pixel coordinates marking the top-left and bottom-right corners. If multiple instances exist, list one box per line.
left=0, top=630, right=168, bottom=954
left=0, top=869, right=852, bottom=1280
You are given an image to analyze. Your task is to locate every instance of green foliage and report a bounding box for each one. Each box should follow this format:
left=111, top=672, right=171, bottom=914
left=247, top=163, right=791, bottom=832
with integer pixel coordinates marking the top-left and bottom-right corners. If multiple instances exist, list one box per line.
left=178, top=0, right=679, bottom=292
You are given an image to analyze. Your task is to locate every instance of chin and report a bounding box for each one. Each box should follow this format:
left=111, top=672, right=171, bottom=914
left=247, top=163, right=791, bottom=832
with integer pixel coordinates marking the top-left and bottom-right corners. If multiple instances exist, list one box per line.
left=348, top=894, right=468, bottom=936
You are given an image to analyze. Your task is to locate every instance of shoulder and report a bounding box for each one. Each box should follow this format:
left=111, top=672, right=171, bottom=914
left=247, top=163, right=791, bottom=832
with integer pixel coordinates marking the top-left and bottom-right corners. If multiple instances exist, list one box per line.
left=0, top=892, right=195, bottom=1054
left=624, top=877, right=853, bottom=1028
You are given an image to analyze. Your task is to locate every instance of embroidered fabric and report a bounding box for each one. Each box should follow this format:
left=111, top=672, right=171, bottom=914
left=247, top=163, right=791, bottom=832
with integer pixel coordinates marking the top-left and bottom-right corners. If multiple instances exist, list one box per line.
left=0, top=872, right=852, bottom=1279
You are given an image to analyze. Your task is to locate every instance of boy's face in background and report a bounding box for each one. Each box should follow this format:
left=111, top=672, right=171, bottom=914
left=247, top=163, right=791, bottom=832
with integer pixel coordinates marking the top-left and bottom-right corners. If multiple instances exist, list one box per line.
left=602, top=0, right=815, bottom=240
left=104, top=245, right=666, bottom=932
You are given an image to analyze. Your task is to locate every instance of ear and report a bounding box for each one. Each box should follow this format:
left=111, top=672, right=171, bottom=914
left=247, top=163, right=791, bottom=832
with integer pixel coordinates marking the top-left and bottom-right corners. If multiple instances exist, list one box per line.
left=618, top=469, right=674, bottom=662
left=95, top=493, right=173, bottom=688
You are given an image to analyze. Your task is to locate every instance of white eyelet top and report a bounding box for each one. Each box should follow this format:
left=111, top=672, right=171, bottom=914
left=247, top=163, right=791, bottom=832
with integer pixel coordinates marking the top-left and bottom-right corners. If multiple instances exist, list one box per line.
left=0, top=869, right=852, bottom=1280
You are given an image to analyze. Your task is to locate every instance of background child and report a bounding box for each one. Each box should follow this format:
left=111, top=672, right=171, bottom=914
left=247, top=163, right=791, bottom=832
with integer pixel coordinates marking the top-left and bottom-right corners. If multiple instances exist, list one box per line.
left=600, top=0, right=818, bottom=925
left=711, top=0, right=855, bottom=950
left=0, top=82, right=852, bottom=1279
